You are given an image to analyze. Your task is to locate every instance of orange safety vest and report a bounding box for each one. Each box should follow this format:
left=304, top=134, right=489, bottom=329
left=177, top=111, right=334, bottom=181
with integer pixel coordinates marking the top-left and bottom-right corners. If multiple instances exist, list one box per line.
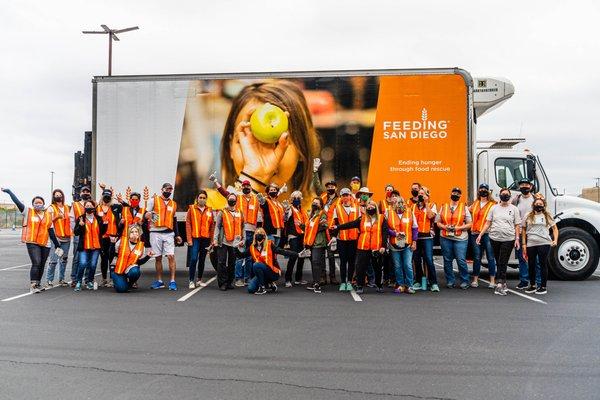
left=414, top=203, right=435, bottom=234
left=153, top=195, right=177, bottom=230
left=357, top=215, right=384, bottom=251
left=388, top=209, right=413, bottom=246
left=72, top=201, right=85, bottom=219
left=266, top=198, right=284, bottom=229
left=320, top=193, right=340, bottom=224
left=439, top=203, right=466, bottom=237
left=303, top=211, right=325, bottom=246
left=334, top=202, right=360, bottom=241
left=249, top=240, right=280, bottom=274
left=114, top=240, right=145, bottom=275
left=188, top=205, right=213, bottom=239
left=379, top=199, right=393, bottom=214
left=291, top=206, right=308, bottom=235
left=238, top=194, right=259, bottom=226
left=97, top=204, right=118, bottom=237
left=470, top=199, right=496, bottom=233
left=21, top=208, right=52, bottom=246
left=83, top=217, right=101, bottom=250
left=221, top=208, right=242, bottom=242
left=51, top=204, right=72, bottom=238
left=121, top=206, right=146, bottom=238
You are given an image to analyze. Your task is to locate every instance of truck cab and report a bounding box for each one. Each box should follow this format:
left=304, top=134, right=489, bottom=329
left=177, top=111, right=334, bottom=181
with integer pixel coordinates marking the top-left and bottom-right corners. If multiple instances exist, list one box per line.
left=476, top=139, right=600, bottom=279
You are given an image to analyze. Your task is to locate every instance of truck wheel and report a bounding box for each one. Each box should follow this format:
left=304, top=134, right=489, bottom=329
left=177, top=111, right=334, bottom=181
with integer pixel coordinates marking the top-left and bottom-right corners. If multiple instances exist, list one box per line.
left=549, top=227, right=599, bottom=280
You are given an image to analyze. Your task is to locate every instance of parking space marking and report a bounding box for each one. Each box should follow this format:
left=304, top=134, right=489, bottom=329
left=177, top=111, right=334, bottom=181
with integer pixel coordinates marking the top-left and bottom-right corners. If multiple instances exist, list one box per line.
left=434, top=262, right=547, bottom=305
left=177, top=276, right=217, bottom=302
left=0, top=264, right=30, bottom=271
left=1, top=273, right=102, bottom=302
left=349, top=289, right=363, bottom=302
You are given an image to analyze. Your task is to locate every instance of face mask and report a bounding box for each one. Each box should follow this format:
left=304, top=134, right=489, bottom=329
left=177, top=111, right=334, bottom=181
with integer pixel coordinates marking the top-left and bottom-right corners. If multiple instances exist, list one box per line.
left=450, top=194, right=461, bottom=202
left=102, top=195, right=112, bottom=203
left=311, top=204, right=320, bottom=212
left=367, top=208, right=376, bottom=215
left=130, top=199, right=140, bottom=208
left=520, top=187, right=531, bottom=195
left=197, top=199, right=207, bottom=206
left=386, top=191, right=392, bottom=198
left=351, top=183, right=360, bottom=191
left=418, top=195, right=424, bottom=202
left=255, top=234, right=265, bottom=242
left=162, top=191, right=172, bottom=198
left=53, top=196, right=63, bottom=202
left=479, top=190, right=489, bottom=197
left=500, top=193, right=511, bottom=202
left=534, top=205, right=545, bottom=212
left=292, top=198, right=301, bottom=207
left=326, top=188, right=336, bottom=196
left=85, top=207, right=95, bottom=214
left=227, top=199, right=236, bottom=207
left=411, top=189, right=419, bottom=197
left=33, top=204, right=44, bottom=211
left=81, top=193, right=91, bottom=201
left=242, top=187, right=251, bottom=195
left=398, top=206, right=406, bottom=213
left=360, top=194, right=369, bottom=202
left=268, top=191, right=278, bottom=198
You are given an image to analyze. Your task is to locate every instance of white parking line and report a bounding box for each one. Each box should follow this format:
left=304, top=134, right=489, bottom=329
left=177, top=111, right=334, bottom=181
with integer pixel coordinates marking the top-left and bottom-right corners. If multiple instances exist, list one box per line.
left=177, top=276, right=217, bottom=302
left=349, top=289, right=363, bottom=302
left=0, top=264, right=30, bottom=271
left=1, top=273, right=102, bottom=302
left=434, top=262, right=546, bottom=304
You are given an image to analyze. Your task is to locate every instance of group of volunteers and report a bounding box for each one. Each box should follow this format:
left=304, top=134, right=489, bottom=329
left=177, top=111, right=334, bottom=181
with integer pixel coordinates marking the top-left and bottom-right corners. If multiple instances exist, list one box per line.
left=1, top=157, right=558, bottom=297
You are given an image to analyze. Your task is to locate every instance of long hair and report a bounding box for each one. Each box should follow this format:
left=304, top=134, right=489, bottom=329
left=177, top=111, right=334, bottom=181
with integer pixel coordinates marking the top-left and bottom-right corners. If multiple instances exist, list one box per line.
left=51, top=189, right=65, bottom=205
left=310, top=197, right=324, bottom=218
left=220, top=80, right=320, bottom=196
left=252, top=227, right=267, bottom=248
left=526, top=197, right=553, bottom=226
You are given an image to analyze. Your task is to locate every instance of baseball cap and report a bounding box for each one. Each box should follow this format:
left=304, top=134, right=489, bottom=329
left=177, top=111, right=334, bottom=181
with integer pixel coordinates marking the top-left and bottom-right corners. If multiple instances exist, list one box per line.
left=241, top=180, right=251, bottom=186
left=325, top=180, right=337, bottom=187
left=518, top=178, right=531, bottom=185
left=451, top=187, right=462, bottom=194
left=351, top=176, right=360, bottom=182
left=340, top=188, right=352, bottom=196
left=478, top=183, right=490, bottom=190
left=80, top=186, right=91, bottom=192
left=162, top=182, right=173, bottom=189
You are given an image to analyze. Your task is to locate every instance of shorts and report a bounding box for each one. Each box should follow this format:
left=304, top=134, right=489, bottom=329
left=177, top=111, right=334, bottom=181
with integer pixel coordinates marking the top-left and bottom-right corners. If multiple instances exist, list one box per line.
left=150, top=231, right=175, bottom=256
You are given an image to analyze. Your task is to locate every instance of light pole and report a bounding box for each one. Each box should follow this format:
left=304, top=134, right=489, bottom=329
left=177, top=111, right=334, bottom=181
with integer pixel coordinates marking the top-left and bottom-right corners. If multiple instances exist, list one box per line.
left=82, top=25, right=139, bottom=76
left=595, top=177, right=600, bottom=203
left=50, top=171, right=55, bottom=194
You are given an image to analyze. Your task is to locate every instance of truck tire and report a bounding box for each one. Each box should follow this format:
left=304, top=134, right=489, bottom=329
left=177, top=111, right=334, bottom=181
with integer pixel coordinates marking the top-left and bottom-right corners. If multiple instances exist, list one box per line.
left=549, top=227, right=599, bottom=280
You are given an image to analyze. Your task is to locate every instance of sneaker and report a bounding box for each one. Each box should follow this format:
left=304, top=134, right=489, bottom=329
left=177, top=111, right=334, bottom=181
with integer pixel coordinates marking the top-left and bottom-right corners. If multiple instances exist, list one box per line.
left=406, top=286, right=416, bottom=294
left=495, top=283, right=507, bottom=296
left=58, top=280, right=68, bottom=287
left=189, top=281, right=196, bottom=289
left=339, top=283, right=346, bottom=291
left=86, top=282, right=94, bottom=290
left=487, top=283, right=496, bottom=289
left=501, top=283, right=509, bottom=295
left=74, top=282, right=82, bottom=292
left=366, top=281, right=377, bottom=288
left=196, top=280, right=207, bottom=287
left=470, top=280, right=479, bottom=288
left=298, top=249, right=311, bottom=258
left=345, top=283, right=354, bottom=292
left=150, top=280, right=165, bottom=289
left=446, top=282, right=455, bottom=289
left=101, top=279, right=109, bottom=288
left=93, top=281, right=98, bottom=290
left=30, top=284, right=41, bottom=294
left=524, top=285, right=537, bottom=294
left=131, top=282, right=138, bottom=289
left=168, top=281, right=178, bottom=291
left=306, top=283, right=317, bottom=291
left=430, top=284, right=440, bottom=292
left=70, top=281, right=77, bottom=288
left=459, top=282, right=469, bottom=290
left=285, top=281, right=292, bottom=288
left=394, top=286, right=404, bottom=294
left=106, top=281, right=114, bottom=288
left=515, top=282, right=528, bottom=290
left=45, top=281, right=54, bottom=288
left=312, top=284, right=322, bottom=294
left=355, top=286, right=364, bottom=294
left=376, top=286, right=384, bottom=293
left=294, top=280, right=308, bottom=285
left=234, top=279, right=245, bottom=287
left=268, top=283, right=278, bottom=293
left=412, top=282, right=422, bottom=290
left=535, top=287, right=547, bottom=295
left=255, top=286, right=267, bottom=295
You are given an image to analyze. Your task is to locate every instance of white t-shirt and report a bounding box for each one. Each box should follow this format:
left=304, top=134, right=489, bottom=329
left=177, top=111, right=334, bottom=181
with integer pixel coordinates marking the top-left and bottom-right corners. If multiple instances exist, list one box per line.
left=487, top=204, right=521, bottom=242
left=524, top=212, right=555, bottom=247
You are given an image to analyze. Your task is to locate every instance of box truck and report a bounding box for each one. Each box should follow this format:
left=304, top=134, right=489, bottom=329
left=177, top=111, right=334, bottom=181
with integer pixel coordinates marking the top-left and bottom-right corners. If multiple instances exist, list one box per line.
left=78, top=68, right=600, bottom=280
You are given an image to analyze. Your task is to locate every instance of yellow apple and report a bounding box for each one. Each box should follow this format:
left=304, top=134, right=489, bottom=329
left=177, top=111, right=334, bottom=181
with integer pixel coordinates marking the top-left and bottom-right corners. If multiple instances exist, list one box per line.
left=249, top=103, right=288, bottom=144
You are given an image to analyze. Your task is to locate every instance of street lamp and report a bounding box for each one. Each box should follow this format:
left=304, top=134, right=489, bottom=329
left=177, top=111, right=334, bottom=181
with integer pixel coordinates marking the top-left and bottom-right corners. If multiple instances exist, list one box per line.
left=50, top=171, right=55, bottom=194
left=82, top=25, right=139, bottom=76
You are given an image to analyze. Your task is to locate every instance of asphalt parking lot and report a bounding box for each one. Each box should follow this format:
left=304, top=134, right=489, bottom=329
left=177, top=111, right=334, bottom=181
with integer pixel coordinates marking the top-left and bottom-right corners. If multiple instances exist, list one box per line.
left=1, top=229, right=599, bottom=400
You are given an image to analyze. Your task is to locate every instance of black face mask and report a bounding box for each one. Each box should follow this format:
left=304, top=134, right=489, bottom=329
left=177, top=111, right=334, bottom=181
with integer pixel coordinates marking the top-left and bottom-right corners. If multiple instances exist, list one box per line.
left=227, top=199, right=236, bottom=207
left=162, top=191, right=172, bottom=198
left=534, top=205, right=545, bottom=212
left=500, top=194, right=511, bottom=202
left=520, top=187, right=531, bottom=195
left=81, top=194, right=91, bottom=201
left=242, top=187, right=251, bottom=195
left=85, top=207, right=95, bottom=214
left=311, top=204, right=320, bottom=212
left=268, top=191, right=278, bottom=198
left=255, top=234, right=265, bottom=242
left=53, top=196, right=63, bottom=202
left=450, top=194, right=461, bottom=202
left=478, top=190, right=489, bottom=197
left=327, top=188, right=336, bottom=196
left=102, top=195, right=112, bottom=202
left=411, top=190, right=419, bottom=197
left=417, top=195, right=424, bottom=202
left=366, top=208, right=376, bottom=215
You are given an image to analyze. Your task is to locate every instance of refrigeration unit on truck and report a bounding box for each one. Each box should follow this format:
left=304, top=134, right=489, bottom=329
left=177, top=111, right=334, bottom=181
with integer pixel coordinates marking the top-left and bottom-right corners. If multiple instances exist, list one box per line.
left=74, top=68, right=600, bottom=280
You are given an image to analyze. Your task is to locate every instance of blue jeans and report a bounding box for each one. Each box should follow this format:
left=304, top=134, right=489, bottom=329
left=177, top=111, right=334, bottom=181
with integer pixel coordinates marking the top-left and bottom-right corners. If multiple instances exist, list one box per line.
left=250, top=262, right=279, bottom=289
left=47, top=240, right=71, bottom=282
left=71, top=236, right=80, bottom=281
left=515, top=246, right=541, bottom=285
left=266, top=234, right=280, bottom=247
left=413, top=238, right=437, bottom=285
left=111, top=266, right=141, bottom=293
left=186, top=237, right=211, bottom=282
left=391, top=247, right=413, bottom=287
left=235, top=231, right=255, bottom=280
left=470, top=233, right=496, bottom=277
left=440, top=237, right=469, bottom=285
left=77, top=250, right=99, bottom=283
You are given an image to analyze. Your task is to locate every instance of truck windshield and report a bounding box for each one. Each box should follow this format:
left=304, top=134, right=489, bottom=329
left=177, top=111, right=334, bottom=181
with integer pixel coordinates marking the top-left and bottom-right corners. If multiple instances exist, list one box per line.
left=494, top=157, right=528, bottom=190
left=535, top=155, right=558, bottom=196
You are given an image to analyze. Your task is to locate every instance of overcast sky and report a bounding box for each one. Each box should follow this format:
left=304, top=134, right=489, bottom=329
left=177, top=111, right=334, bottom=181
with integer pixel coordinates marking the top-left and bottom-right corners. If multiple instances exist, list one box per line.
left=1, top=0, right=599, bottom=204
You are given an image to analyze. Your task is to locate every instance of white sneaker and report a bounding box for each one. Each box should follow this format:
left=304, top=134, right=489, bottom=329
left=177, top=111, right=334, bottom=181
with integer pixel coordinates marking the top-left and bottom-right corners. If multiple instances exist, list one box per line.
left=298, top=249, right=311, bottom=258
left=470, top=281, right=479, bottom=288
left=196, top=280, right=207, bottom=287
left=285, top=281, right=292, bottom=288
left=93, top=281, right=98, bottom=291
left=189, top=281, right=196, bottom=289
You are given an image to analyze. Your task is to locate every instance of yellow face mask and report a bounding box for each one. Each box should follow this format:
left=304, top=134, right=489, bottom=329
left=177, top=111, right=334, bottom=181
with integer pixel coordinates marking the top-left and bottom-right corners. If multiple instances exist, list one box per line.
left=350, top=183, right=360, bottom=191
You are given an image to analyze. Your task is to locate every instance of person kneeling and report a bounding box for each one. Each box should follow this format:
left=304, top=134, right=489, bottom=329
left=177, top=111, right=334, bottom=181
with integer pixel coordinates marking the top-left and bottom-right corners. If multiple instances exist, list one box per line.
left=246, top=228, right=298, bottom=295
left=111, top=225, right=153, bottom=293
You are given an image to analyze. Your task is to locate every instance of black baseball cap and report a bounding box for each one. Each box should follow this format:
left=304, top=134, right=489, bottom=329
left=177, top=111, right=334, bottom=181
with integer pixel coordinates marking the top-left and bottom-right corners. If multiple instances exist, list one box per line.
left=325, top=180, right=337, bottom=187
left=451, top=187, right=462, bottom=194
left=478, top=183, right=490, bottom=190
left=162, top=183, right=173, bottom=189
left=518, top=178, right=531, bottom=185
left=80, top=186, right=91, bottom=192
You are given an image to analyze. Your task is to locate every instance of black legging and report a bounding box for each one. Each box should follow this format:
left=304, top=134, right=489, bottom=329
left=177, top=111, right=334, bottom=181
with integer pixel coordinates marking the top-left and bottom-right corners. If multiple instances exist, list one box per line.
left=285, top=236, right=305, bottom=282
left=216, top=245, right=236, bottom=288
left=337, top=239, right=357, bottom=284
left=26, top=243, right=50, bottom=283
left=491, top=239, right=515, bottom=284
left=355, top=249, right=383, bottom=288
left=99, top=237, right=116, bottom=280
left=527, top=244, right=550, bottom=288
